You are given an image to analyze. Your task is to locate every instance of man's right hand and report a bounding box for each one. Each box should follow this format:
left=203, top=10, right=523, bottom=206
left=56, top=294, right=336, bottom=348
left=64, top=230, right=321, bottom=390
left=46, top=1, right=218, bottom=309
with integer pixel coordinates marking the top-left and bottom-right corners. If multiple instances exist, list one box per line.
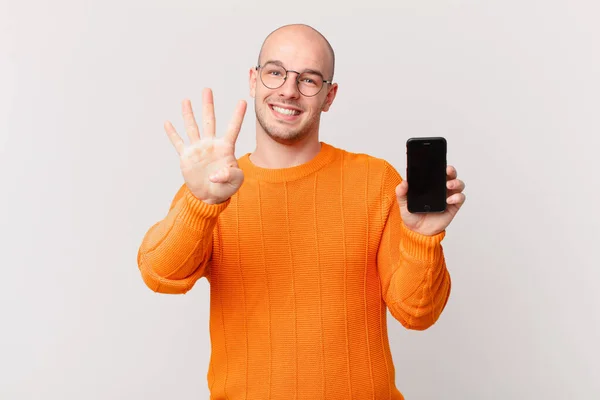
left=164, top=88, right=247, bottom=205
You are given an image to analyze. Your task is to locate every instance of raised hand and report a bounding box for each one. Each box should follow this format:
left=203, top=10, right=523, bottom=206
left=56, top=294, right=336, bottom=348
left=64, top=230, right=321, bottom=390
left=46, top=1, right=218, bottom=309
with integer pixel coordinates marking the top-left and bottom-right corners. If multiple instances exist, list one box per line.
left=164, top=88, right=247, bottom=205
left=395, top=165, right=466, bottom=236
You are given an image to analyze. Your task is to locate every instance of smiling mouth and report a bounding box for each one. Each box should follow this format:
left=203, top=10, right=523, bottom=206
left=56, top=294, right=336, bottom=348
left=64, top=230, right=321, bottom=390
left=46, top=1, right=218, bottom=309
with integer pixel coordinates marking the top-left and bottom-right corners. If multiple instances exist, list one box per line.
left=270, top=104, right=302, bottom=116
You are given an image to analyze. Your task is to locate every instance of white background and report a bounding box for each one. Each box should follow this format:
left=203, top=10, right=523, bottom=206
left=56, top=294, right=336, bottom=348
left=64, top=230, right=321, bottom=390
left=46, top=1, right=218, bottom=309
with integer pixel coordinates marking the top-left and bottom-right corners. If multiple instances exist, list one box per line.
left=1, top=0, right=599, bottom=399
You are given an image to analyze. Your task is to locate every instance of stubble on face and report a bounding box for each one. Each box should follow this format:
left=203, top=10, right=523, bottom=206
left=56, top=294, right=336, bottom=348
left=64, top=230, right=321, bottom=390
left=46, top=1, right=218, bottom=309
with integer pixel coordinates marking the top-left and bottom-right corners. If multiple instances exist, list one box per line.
left=255, top=96, right=323, bottom=144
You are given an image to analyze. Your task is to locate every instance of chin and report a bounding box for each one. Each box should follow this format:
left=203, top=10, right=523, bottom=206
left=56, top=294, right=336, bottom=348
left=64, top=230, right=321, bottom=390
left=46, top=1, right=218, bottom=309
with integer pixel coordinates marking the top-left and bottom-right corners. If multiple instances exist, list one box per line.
left=264, top=127, right=308, bottom=144
left=257, top=109, right=312, bottom=144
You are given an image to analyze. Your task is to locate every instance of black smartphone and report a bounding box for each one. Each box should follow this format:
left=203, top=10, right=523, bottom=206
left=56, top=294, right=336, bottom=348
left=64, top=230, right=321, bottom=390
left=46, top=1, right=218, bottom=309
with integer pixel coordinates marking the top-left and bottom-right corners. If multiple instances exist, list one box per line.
left=406, top=137, right=447, bottom=213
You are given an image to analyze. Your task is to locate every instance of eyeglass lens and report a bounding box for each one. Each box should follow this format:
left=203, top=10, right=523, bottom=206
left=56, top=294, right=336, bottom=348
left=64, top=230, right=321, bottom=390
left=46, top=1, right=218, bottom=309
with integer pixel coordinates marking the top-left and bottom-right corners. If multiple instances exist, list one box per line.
left=260, top=63, right=324, bottom=96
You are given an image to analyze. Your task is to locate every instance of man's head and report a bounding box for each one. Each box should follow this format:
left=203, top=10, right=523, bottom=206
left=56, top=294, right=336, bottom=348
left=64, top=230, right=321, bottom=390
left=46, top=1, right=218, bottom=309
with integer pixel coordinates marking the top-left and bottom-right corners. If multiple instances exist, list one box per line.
left=249, top=24, right=338, bottom=144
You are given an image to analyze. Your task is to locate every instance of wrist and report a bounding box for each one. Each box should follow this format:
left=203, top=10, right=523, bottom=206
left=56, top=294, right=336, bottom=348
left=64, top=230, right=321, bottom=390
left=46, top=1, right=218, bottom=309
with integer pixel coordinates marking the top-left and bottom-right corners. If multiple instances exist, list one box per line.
left=200, top=198, right=227, bottom=205
left=399, top=222, right=445, bottom=262
left=179, top=187, right=230, bottom=227
left=186, top=188, right=228, bottom=206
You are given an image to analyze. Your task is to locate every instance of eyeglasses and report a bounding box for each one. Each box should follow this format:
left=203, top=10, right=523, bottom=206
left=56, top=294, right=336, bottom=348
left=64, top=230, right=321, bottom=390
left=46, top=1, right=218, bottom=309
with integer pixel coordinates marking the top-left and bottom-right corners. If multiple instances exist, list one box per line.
left=255, top=62, right=332, bottom=97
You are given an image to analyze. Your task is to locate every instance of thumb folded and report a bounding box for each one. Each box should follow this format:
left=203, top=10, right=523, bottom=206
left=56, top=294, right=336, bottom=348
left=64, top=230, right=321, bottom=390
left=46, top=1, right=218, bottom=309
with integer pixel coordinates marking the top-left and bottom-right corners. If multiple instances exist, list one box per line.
left=227, top=167, right=245, bottom=187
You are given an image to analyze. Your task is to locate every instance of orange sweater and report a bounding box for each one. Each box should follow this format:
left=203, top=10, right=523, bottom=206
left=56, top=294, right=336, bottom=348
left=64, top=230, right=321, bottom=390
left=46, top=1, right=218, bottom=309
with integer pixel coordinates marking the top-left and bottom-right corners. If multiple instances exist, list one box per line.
left=137, top=142, right=451, bottom=400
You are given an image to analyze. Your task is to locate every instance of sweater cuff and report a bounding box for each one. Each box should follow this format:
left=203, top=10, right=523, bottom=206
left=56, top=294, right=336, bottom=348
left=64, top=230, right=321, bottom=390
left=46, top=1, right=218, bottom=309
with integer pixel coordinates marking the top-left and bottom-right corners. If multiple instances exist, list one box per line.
left=178, top=187, right=231, bottom=229
left=399, top=222, right=445, bottom=263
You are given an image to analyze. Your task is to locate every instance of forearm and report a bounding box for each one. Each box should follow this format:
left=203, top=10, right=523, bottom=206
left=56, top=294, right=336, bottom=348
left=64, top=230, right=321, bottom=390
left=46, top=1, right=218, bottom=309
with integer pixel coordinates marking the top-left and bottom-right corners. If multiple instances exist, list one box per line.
left=380, top=222, right=451, bottom=330
left=137, top=185, right=229, bottom=294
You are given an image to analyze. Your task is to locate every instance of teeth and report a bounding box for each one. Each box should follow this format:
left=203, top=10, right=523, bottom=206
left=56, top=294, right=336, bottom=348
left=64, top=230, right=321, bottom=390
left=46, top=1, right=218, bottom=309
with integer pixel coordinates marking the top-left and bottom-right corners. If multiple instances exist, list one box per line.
left=273, top=106, right=300, bottom=116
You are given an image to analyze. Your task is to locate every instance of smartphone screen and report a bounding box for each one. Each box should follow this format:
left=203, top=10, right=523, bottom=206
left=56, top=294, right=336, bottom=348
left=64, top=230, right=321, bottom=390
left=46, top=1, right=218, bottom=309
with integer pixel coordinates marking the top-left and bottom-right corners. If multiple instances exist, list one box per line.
left=406, top=137, right=447, bottom=213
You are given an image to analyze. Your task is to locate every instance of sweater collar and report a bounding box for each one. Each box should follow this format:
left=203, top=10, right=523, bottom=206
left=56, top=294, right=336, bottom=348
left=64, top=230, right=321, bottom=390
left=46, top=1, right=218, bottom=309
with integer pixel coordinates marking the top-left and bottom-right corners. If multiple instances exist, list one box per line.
left=238, top=142, right=338, bottom=183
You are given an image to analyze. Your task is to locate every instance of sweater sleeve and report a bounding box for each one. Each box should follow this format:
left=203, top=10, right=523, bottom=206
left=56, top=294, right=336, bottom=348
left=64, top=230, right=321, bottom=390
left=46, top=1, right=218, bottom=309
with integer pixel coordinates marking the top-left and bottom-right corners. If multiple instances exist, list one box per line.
left=137, top=184, right=230, bottom=294
left=376, top=162, right=451, bottom=330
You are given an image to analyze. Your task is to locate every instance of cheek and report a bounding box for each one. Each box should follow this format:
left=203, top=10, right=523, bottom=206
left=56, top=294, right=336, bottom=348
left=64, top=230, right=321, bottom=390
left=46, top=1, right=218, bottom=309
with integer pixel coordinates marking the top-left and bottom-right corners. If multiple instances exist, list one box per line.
left=256, top=87, right=271, bottom=104
left=308, top=99, right=326, bottom=114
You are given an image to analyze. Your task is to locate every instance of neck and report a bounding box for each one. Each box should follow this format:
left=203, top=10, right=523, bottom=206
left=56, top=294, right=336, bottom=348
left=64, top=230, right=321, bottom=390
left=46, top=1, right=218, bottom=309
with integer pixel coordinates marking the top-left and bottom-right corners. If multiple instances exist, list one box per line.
left=250, top=127, right=322, bottom=169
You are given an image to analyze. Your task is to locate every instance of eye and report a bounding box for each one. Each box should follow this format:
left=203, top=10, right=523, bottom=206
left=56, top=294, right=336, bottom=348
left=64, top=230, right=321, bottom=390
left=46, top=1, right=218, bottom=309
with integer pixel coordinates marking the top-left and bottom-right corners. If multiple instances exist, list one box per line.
left=299, top=73, right=321, bottom=86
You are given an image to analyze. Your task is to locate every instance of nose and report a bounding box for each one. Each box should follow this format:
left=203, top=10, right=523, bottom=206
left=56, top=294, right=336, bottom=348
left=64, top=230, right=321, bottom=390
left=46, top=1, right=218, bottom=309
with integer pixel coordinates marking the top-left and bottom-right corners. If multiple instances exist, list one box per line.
left=277, top=72, right=301, bottom=99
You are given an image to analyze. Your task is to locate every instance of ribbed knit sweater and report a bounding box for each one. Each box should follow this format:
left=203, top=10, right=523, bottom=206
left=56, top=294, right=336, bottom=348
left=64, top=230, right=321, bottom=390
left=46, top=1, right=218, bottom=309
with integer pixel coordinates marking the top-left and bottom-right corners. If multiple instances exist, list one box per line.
left=137, top=142, right=451, bottom=400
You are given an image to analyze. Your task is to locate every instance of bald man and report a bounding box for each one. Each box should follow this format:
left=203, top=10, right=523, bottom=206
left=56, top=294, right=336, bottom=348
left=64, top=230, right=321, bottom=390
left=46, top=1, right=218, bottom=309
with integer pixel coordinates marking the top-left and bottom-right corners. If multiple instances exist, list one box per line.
left=138, top=24, right=466, bottom=400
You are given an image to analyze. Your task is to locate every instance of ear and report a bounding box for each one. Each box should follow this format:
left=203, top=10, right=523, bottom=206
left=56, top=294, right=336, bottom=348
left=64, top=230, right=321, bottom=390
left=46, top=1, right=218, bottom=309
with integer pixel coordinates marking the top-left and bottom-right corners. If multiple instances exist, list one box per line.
left=249, top=67, right=257, bottom=98
left=321, top=83, right=338, bottom=112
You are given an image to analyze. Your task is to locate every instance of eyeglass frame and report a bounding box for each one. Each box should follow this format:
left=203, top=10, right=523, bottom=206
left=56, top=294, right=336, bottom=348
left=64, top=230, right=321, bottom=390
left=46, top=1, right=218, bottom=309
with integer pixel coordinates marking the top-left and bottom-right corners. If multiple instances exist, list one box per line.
left=255, top=63, right=333, bottom=97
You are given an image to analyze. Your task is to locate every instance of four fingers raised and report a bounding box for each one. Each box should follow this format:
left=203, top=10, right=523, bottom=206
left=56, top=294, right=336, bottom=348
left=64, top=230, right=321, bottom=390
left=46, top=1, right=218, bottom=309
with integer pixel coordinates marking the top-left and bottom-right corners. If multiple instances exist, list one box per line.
left=167, top=89, right=246, bottom=151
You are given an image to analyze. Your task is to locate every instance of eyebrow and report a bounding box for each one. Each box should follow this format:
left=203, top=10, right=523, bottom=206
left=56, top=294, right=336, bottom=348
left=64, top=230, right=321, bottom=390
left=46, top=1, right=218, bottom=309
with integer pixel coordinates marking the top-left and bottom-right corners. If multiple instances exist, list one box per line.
left=262, top=59, right=325, bottom=79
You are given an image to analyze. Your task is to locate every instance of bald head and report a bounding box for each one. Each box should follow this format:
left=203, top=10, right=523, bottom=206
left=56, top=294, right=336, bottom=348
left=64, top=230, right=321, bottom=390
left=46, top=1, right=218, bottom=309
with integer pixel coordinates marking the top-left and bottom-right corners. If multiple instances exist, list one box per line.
left=257, top=24, right=335, bottom=80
